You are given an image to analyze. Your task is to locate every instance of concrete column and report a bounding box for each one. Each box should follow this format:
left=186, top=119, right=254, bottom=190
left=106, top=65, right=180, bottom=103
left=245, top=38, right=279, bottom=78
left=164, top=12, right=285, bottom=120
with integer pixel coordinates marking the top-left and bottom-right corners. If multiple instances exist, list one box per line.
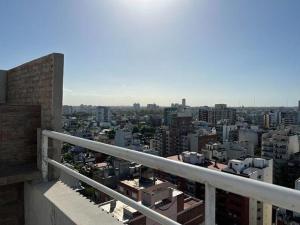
left=205, top=183, right=216, bottom=225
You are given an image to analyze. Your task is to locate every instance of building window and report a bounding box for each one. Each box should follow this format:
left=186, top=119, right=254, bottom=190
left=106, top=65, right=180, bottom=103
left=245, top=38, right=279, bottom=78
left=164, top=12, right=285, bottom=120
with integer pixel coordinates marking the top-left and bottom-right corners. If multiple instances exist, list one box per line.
left=132, top=192, right=138, bottom=200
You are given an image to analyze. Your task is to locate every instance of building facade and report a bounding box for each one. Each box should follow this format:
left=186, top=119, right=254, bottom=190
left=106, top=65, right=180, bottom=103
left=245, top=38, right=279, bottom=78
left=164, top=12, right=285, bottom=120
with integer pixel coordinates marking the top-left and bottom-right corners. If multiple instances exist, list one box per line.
left=261, top=128, right=299, bottom=185
left=96, top=106, right=112, bottom=124
left=199, top=104, right=237, bottom=125
left=168, top=112, right=193, bottom=156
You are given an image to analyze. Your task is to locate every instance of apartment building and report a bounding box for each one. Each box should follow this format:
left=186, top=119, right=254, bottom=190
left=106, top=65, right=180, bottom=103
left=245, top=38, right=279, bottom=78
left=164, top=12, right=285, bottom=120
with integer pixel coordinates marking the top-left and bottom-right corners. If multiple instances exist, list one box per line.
left=114, top=127, right=133, bottom=147
left=168, top=112, right=193, bottom=156
left=96, top=106, right=112, bottom=124
left=222, top=158, right=273, bottom=225
left=280, top=111, right=298, bottom=126
left=261, top=128, right=299, bottom=185
left=199, top=104, right=237, bottom=125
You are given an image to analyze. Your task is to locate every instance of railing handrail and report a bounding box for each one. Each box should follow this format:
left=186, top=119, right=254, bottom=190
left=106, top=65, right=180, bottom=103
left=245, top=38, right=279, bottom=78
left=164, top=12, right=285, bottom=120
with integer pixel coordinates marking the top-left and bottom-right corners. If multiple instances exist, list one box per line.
left=42, top=130, right=300, bottom=224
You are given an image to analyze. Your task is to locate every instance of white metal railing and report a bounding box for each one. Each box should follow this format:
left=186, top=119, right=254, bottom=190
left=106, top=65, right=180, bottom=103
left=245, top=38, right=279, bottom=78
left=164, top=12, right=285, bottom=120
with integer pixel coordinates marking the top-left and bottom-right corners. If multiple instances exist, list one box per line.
left=42, top=130, right=300, bottom=225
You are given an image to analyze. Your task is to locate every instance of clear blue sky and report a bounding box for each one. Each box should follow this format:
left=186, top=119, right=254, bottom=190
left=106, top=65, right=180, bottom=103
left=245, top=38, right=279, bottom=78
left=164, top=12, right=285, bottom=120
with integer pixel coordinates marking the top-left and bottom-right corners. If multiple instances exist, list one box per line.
left=0, top=0, right=299, bottom=107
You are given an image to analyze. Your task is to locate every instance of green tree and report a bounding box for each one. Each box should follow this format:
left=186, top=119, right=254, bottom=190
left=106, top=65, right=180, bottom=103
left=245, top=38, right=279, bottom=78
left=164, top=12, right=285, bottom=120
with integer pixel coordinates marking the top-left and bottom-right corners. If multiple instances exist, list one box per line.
left=132, top=126, right=139, bottom=133
left=107, top=130, right=116, bottom=139
left=63, top=152, right=73, bottom=163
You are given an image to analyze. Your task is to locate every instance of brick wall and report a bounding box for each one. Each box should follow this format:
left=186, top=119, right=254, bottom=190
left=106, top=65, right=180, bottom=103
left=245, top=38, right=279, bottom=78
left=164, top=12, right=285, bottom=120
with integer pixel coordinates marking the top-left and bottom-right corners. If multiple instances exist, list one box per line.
left=177, top=202, right=204, bottom=225
left=6, top=53, right=64, bottom=176
left=7, top=53, right=63, bottom=131
left=0, top=53, right=64, bottom=225
left=0, top=105, right=41, bottom=168
left=0, top=183, right=24, bottom=225
left=0, top=70, right=6, bottom=103
left=129, top=215, right=146, bottom=225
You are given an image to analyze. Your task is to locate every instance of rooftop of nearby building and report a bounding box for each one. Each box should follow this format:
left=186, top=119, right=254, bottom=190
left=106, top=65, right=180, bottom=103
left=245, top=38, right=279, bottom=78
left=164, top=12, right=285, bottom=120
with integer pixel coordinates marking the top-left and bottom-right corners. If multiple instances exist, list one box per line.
left=167, top=153, right=227, bottom=171
left=120, top=178, right=164, bottom=190
left=100, top=200, right=136, bottom=223
left=183, top=196, right=203, bottom=210
left=222, top=158, right=271, bottom=176
left=100, top=189, right=200, bottom=224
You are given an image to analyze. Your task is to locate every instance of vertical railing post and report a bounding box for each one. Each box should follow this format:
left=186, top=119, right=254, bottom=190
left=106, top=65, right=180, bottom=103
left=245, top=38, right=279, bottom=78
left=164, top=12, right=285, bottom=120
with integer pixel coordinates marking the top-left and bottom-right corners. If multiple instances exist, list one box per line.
left=42, top=134, right=48, bottom=182
left=205, top=182, right=216, bottom=225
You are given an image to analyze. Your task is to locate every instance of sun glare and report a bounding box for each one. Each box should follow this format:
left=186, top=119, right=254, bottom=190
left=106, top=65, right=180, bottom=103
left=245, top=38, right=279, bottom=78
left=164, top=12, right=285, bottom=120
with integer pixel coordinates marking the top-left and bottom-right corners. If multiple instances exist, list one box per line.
left=121, top=0, right=174, bottom=12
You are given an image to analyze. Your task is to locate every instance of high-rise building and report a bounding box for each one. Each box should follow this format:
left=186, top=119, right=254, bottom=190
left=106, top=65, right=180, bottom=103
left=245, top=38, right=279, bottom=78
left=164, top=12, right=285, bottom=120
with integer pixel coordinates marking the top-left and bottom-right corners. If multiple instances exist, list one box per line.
left=152, top=127, right=170, bottom=156
left=280, top=111, right=298, bottom=126
left=261, top=128, right=299, bottom=185
left=168, top=112, right=193, bottom=156
left=133, top=103, right=140, bottom=111
left=199, top=104, right=236, bottom=125
left=96, top=106, right=112, bottom=124
left=263, top=111, right=280, bottom=129
left=146, top=103, right=159, bottom=110
left=182, top=98, right=186, bottom=107
left=163, top=107, right=177, bottom=126
left=199, top=106, right=209, bottom=122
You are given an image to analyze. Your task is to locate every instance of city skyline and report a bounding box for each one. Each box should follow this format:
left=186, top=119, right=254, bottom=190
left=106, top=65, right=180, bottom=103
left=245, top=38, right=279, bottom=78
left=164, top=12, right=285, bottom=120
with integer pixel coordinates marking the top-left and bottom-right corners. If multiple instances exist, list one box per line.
left=1, top=0, right=300, bottom=106
left=63, top=102, right=300, bottom=108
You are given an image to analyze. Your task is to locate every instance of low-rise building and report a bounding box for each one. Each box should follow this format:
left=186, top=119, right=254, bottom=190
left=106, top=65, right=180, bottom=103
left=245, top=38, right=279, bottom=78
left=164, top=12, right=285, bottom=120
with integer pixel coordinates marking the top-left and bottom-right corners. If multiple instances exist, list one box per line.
left=202, top=142, right=253, bottom=163
left=222, top=158, right=273, bottom=225
left=188, top=130, right=218, bottom=153
left=156, top=152, right=272, bottom=225
left=101, top=180, right=204, bottom=225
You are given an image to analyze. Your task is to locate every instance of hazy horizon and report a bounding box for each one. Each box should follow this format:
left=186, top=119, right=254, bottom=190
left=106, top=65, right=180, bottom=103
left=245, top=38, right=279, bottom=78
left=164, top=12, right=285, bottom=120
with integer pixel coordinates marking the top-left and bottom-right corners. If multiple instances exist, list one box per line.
left=64, top=103, right=299, bottom=108
left=1, top=0, right=299, bottom=107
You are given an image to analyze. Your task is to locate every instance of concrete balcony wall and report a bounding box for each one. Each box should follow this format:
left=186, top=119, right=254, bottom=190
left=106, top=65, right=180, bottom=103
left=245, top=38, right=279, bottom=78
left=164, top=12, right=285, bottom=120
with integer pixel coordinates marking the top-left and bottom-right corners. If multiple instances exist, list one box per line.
left=24, top=181, right=123, bottom=225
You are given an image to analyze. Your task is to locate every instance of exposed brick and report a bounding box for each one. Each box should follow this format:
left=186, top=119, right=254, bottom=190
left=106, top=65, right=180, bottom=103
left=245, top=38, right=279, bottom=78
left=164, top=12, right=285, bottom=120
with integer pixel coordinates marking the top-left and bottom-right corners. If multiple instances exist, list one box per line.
left=0, top=53, right=64, bottom=225
left=0, top=183, right=24, bottom=225
left=0, top=105, right=41, bottom=167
